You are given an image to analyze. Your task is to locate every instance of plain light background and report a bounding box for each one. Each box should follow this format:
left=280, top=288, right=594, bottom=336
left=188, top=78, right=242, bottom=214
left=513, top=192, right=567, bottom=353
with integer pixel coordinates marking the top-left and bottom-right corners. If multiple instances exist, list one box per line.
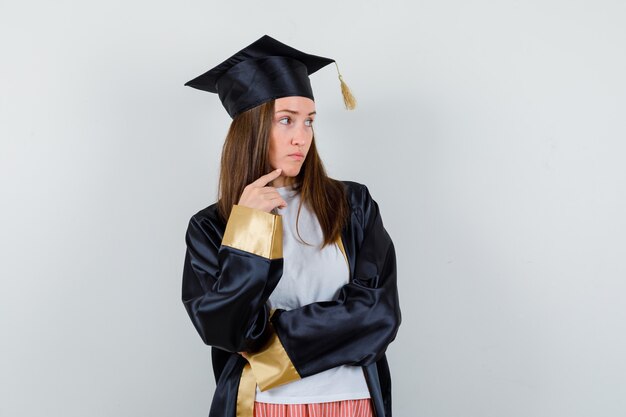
left=2, top=0, right=625, bottom=416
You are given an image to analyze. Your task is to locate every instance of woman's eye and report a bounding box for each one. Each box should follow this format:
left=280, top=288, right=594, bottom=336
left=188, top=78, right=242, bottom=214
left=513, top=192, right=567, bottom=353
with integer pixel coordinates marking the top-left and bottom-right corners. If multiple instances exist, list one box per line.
left=278, top=117, right=313, bottom=126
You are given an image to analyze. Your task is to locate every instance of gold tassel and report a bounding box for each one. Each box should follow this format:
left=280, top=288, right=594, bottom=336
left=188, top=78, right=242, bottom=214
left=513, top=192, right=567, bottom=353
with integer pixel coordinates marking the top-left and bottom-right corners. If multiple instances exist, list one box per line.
left=335, top=62, right=357, bottom=110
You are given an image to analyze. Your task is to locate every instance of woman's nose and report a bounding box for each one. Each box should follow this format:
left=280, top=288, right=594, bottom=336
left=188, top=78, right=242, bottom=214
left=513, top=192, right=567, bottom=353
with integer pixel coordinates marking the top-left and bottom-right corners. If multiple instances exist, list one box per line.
left=291, top=128, right=308, bottom=145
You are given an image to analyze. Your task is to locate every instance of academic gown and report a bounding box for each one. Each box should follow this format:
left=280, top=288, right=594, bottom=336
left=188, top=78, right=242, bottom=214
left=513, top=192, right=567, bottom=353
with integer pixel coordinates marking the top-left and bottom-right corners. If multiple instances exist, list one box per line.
left=181, top=180, right=401, bottom=417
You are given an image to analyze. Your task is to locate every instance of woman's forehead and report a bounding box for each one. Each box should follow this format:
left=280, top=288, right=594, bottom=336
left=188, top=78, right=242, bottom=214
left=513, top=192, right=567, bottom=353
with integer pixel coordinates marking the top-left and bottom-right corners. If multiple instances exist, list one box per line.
left=275, top=96, right=316, bottom=114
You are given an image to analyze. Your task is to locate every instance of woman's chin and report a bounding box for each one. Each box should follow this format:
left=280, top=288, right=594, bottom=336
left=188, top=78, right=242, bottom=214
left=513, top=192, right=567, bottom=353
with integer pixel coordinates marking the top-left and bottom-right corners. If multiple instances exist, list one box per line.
left=279, top=168, right=301, bottom=178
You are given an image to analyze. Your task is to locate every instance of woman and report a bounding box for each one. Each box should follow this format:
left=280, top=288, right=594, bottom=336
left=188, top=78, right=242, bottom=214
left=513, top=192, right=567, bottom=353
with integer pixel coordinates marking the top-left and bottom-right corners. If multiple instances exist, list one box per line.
left=182, top=35, right=401, bottom=417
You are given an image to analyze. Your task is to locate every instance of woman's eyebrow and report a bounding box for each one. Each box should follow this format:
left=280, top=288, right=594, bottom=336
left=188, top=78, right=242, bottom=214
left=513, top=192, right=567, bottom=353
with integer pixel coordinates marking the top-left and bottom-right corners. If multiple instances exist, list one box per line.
left=275, top=109, right=317, bottom=115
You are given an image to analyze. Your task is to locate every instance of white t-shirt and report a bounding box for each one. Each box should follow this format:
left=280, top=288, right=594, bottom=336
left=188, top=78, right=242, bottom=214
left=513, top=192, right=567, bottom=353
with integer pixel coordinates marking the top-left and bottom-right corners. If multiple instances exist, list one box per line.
left=254, top=184, right=370, bottom=404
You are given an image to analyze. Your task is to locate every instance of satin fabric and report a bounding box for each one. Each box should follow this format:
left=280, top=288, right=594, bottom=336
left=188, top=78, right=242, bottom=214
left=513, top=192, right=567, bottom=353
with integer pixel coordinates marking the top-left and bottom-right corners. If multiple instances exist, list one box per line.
left=182, top=180, right=401, bottom=417
left=246, top=325, right=300, bottom=391
left=222, top=204, right=283, bottom=259
left=184, top=35, right=336, bottom=119
left=218, top=56, right=315, bottom=118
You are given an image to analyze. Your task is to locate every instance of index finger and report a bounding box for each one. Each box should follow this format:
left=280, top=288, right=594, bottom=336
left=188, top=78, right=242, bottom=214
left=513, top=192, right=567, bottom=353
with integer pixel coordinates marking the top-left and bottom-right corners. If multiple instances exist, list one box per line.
left=251, top=168, right=282, bottom=187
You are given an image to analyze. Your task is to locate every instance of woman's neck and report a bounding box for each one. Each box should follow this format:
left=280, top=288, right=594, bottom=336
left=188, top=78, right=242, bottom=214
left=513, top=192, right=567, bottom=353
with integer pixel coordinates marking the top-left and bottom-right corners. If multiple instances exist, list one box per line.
left=271, top=175, right=296, bottom=188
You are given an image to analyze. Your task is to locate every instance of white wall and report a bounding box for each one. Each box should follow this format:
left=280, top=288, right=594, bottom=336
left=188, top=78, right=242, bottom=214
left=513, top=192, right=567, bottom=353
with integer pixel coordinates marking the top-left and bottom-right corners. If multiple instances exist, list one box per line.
left=1, top=1, right=625, bottom=416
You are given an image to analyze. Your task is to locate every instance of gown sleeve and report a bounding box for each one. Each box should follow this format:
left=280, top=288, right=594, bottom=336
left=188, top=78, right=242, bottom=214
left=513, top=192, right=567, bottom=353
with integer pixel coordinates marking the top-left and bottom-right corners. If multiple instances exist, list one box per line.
left=245, top=184, right=401, bottom=390
left=181, top=204, right=284, bottom=353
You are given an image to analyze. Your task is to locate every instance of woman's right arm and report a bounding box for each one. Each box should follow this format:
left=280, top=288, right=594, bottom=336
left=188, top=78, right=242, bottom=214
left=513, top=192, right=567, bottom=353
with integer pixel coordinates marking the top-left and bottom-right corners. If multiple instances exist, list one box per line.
left=181, top=204, right=284, bottom=353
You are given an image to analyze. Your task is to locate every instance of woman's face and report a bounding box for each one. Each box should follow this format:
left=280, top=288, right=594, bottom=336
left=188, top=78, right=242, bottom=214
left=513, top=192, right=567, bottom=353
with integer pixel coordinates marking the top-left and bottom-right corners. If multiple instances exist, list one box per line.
left=268, top=96, right=316, bottom=186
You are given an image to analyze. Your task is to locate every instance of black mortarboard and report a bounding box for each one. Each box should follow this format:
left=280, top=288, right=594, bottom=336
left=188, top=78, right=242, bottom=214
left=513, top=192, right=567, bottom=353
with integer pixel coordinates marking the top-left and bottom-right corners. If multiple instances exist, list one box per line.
left=185, top=34, right=356, bottom=118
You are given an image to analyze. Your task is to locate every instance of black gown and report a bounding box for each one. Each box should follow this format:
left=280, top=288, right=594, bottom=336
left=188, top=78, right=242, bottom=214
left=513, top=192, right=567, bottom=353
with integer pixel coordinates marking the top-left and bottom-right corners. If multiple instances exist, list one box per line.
left=181, top=180, right=401, bottom=417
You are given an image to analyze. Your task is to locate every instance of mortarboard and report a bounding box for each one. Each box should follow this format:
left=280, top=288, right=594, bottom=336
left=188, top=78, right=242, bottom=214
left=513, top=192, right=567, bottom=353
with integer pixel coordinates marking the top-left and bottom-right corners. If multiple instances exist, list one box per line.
left=184, top=34, right=356, bottom=118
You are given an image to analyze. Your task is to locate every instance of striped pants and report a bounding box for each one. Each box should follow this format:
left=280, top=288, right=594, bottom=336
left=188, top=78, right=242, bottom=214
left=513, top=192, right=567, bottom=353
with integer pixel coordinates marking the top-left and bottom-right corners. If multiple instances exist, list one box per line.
left=253, top=399, right=374, bottom=417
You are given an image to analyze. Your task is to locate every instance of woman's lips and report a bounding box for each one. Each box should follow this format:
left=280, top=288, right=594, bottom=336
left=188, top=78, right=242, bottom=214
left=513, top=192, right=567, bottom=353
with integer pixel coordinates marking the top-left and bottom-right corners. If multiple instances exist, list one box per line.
left=288, top=153, right=304, bottom=160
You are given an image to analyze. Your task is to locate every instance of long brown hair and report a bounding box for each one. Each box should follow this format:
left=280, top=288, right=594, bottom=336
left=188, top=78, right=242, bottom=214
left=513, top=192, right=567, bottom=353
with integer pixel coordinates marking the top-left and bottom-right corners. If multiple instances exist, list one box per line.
left=217, top=99, right=349, bottom=248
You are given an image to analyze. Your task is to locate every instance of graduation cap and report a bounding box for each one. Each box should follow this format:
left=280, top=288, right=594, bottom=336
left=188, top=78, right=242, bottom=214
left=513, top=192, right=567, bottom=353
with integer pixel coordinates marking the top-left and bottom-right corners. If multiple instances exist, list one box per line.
left=184, top=34, right=356, bottom=118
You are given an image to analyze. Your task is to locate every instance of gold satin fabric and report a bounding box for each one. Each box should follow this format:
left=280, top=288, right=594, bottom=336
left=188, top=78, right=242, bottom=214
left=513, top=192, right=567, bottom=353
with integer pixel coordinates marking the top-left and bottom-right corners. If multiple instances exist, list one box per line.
left=336, top=235, right=348, bottom=269
left=236, top=363, right=256, bottom=417
left=247, top=328, right=301, bottom=391
left=236, top=329, right=300, bottom=417
left=222, top=205, right=283, bottom=259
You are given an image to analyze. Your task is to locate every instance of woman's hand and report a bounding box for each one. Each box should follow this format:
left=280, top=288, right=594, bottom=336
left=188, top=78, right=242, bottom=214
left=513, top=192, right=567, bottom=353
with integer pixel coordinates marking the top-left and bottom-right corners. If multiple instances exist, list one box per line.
left=237, top=168, right=288, bottom=213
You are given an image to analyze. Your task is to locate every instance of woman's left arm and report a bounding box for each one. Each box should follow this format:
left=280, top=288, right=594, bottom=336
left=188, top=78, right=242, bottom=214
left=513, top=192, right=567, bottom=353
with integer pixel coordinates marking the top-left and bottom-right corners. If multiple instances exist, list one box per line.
left=246, top=184, right=401, bottom=390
